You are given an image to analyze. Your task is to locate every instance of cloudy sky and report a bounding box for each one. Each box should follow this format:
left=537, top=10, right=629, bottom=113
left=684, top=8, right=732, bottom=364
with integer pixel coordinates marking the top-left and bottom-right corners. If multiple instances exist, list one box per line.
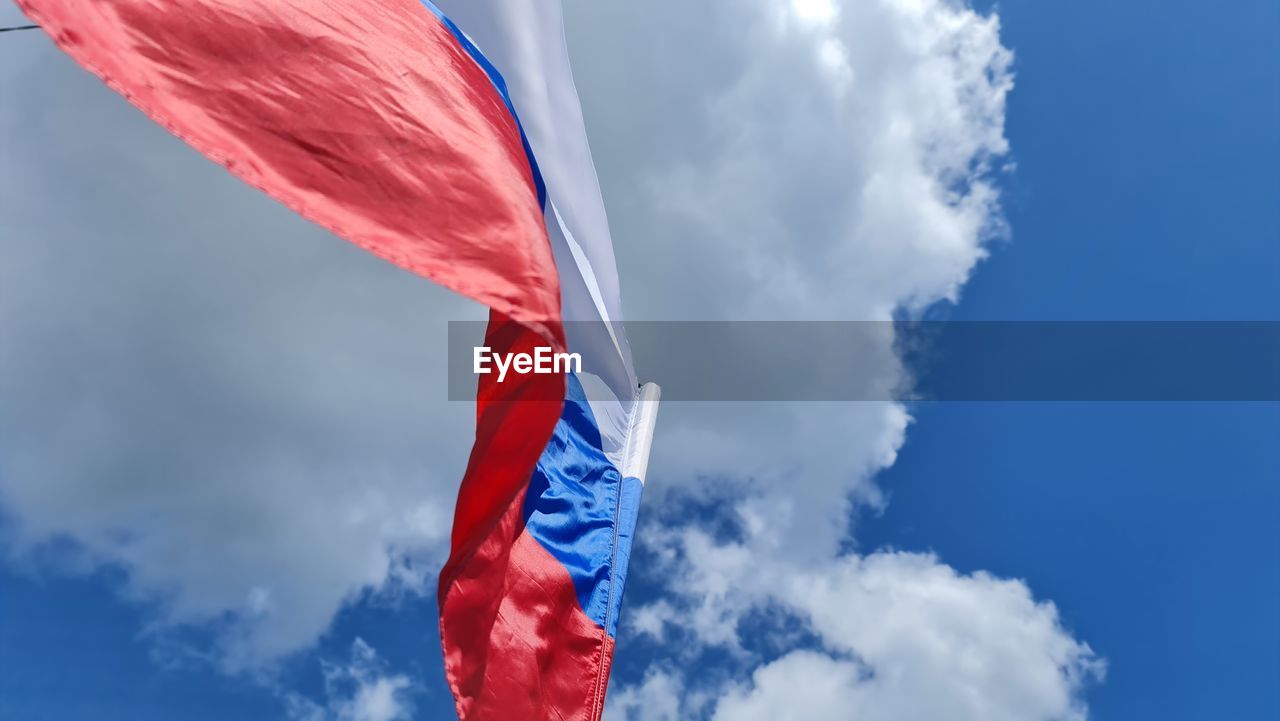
left=1, top=1, right=1277, bottom=720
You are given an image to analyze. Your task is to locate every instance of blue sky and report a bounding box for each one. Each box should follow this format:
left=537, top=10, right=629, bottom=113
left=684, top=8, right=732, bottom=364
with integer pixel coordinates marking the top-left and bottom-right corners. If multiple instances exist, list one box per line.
left=1, top=0, right=1277, bottom=720
left=862, top=1, right=1280, bottom=717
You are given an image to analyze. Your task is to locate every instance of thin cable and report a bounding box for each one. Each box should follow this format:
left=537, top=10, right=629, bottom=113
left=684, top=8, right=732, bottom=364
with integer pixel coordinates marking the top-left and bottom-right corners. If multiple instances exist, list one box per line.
left=0, top=24, right=40, bottom=33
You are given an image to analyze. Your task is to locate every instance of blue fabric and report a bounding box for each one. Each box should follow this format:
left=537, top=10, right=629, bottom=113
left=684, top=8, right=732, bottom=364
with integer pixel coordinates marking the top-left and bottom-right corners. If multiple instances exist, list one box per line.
left=522, top=374, right=642, bottom=637
left=417, top=1, right=547, bottom=209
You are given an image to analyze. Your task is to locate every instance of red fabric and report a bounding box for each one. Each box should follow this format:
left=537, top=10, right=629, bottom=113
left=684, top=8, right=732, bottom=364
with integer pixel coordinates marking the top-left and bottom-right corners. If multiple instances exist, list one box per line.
left=17, top=0, right=561, bottom=340
left=441, top=473, right=616, bottom=721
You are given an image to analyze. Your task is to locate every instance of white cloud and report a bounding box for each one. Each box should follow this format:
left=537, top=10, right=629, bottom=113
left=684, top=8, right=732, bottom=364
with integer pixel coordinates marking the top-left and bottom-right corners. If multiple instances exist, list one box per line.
left=789, top=0, right=840, bottom=27
left=286, top=639, right=417, bottom=721
left=610, top=550, right=1102, bottom=721
left=572, top=0, right=1100, bottom=717
left=564, top=0, right=1015, bottom=575
left=607, top=671, right=693, bottom=721
left=574, top=0, right=1011, bottom=324
left=795, top=553, right=1104, bottom=715
left=711, top=652, right=866, bottom=721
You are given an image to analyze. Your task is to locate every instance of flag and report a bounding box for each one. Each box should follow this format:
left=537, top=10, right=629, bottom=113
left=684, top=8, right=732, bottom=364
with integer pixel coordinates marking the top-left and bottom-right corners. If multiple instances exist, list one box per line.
left=17, top=0, right=658, bottom=719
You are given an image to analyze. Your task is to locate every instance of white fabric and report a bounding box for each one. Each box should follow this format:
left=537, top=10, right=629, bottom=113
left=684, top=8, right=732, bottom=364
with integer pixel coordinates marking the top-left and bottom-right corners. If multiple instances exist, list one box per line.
left=434, top=0, right=630, bottom=325
left=434, top=0, right=643, bottom=470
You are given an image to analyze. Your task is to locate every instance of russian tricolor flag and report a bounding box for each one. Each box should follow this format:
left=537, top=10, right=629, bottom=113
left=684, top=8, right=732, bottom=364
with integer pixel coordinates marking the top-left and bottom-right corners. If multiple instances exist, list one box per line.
left=17, top=0, right=660, bottom=718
